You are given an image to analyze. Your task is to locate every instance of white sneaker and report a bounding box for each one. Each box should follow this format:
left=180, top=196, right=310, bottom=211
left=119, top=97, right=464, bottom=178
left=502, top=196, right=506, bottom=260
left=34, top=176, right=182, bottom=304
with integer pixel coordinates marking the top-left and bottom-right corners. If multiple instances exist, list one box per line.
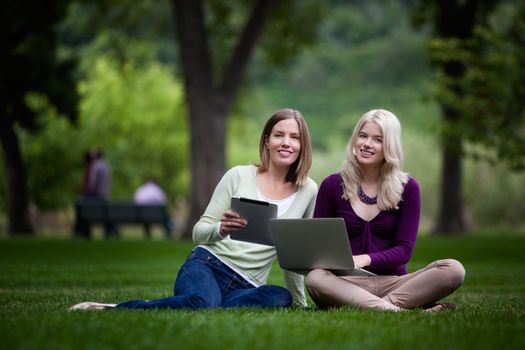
left=69, top=301, right=117, bottom=311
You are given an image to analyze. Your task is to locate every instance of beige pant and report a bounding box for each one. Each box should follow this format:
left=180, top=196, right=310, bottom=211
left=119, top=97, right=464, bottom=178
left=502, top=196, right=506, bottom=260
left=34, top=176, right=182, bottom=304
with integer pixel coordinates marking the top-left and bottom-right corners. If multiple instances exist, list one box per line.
left=305, top=259, right=465, bottom=311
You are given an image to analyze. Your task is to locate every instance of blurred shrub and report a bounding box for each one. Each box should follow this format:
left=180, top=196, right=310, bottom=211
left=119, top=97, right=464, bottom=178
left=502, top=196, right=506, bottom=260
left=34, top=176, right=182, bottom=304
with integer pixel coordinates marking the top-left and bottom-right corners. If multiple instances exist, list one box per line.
left=76, top=56, right=189, bottom=203
left=15, top=56, right=188, bottom=210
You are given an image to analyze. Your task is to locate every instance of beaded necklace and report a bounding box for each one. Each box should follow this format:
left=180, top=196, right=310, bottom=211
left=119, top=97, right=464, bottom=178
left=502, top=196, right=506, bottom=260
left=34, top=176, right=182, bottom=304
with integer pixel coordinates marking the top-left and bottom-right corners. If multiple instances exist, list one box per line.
left=357, top=185, right=377, bottom=205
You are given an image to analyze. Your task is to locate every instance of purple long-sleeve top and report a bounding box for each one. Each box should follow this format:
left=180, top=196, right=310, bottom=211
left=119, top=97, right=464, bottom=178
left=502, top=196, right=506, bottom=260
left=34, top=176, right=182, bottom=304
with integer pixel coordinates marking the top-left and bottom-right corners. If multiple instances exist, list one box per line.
left=313, top=173, right=420, bottom=275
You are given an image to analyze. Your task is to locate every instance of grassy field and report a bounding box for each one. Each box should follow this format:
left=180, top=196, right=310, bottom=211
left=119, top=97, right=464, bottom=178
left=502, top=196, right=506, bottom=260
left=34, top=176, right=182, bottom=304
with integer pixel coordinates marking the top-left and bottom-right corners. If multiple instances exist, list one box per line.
left=1, top=235, right=524, bottom=350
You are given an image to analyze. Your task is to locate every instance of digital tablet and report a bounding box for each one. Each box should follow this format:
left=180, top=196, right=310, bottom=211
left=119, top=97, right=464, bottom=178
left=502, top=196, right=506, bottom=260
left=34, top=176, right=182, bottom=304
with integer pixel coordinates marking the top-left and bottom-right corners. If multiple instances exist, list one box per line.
left=229, top=197, right=277, bottom=246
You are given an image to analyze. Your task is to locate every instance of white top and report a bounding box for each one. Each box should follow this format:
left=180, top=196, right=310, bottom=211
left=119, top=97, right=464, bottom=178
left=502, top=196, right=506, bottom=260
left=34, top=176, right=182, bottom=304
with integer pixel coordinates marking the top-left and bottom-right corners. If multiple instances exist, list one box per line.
left=257, top=189, right=297, bottom=217
left=193, top=165, right=317, bottom=306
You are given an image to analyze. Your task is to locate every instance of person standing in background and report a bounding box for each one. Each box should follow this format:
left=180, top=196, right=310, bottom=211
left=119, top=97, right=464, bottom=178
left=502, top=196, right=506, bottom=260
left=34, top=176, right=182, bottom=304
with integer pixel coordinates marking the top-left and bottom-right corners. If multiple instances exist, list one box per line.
left=74, top=148, right=116, bottom=238
left=86, top=149, right=111, bottom=198
left=81, top=151, right=93, bottom=196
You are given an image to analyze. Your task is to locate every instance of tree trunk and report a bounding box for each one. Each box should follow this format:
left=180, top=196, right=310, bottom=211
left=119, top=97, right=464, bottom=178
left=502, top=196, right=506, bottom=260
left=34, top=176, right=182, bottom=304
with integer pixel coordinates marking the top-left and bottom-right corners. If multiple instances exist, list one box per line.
left=185, top=100, right=229, bottom=240
left=434, top=125, right=465, bottom=233
left=431, top=0, right=482, bottom=234
left=172, top=0, right=275, bottom=239
left=433, top=68, right=467, bottom=234
left=0, top=116, right=34, bottom=235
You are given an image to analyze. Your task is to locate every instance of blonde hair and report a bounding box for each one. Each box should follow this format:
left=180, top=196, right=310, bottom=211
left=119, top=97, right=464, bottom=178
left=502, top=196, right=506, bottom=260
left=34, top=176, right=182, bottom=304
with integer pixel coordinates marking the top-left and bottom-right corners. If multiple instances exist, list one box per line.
left=258, top=108, right=312, bottom=186
left=340, top=109, right=409, bottom=210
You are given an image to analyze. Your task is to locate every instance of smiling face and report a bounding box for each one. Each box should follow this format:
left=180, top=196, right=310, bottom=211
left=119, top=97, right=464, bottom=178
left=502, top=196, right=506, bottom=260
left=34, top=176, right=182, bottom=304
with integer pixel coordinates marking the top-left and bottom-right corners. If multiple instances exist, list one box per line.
left=354, top=121, right=384, bottom=168
left=265, top=118, right=301, bottom=170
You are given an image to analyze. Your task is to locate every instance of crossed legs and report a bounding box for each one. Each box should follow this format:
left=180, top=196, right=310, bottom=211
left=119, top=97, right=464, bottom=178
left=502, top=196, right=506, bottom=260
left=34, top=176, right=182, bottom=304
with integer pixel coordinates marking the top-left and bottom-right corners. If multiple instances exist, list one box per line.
left=305, top=259, right=465, bottom=311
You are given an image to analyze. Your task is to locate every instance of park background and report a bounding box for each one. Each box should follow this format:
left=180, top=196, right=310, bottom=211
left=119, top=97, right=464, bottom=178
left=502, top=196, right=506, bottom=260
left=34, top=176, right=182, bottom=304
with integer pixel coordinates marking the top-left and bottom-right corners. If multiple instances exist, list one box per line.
left=1, top=0, right=524, bottom=237
left=1, top=1, right=524, bottom=349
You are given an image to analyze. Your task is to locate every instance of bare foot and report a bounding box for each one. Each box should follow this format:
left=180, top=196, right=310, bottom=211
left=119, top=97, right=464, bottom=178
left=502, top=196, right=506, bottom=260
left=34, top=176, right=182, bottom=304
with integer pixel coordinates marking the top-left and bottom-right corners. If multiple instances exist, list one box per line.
left=423, top=303, right=457, bottom=312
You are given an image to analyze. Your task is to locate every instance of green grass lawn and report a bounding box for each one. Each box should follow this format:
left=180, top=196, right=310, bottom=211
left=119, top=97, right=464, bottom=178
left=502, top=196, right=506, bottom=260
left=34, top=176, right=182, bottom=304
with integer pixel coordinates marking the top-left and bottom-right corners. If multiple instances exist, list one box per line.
left=1, top=235, right=524, bottom=350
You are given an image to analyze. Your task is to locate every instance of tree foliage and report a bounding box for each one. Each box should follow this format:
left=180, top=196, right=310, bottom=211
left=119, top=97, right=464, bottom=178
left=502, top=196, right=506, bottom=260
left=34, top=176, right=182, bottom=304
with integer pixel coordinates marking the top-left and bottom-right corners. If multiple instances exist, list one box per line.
left=408, top=0, right=525, bottom=233
left=58, top=0, right=176, bottom=69
left=247, top=0, right=435, bottom=150
left=16, top=55, right=189, bottom=211
left=77, top=56, right=189, bottom=201
left=430, top=2, right=525, bottom=169
left=412, top=0, right=525, bottom=169
left=1, top=1, right=78, bottom=128
left=1, top=0, right=78, bottom=234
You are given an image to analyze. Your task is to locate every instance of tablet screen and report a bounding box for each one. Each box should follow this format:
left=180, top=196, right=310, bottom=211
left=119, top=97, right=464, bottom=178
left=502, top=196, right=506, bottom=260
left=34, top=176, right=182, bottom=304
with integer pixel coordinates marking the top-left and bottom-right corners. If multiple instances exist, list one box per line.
left=229, top=197, right=277, bottom=246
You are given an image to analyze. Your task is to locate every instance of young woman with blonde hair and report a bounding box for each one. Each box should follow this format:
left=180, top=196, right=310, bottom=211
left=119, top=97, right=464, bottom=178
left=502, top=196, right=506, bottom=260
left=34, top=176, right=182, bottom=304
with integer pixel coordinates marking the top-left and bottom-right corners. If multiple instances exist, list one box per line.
left=306, top=109, right=465, bottom=312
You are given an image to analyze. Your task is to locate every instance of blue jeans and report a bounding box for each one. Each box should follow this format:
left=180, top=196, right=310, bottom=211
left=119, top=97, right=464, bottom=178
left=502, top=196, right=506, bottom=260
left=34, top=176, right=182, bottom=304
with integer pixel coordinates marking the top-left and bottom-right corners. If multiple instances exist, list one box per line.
left=116, top=247, right=292, bottom=310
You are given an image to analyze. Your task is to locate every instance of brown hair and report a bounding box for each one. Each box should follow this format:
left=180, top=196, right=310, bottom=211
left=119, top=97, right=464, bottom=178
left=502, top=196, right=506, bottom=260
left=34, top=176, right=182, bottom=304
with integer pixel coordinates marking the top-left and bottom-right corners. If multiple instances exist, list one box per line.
left=258, top=108, right=312, bottom=186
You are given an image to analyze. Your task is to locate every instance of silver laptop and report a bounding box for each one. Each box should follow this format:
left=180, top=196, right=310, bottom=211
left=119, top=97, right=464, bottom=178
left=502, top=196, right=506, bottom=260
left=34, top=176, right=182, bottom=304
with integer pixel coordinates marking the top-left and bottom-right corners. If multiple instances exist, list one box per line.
left=270, top=218, right=376, bottom=276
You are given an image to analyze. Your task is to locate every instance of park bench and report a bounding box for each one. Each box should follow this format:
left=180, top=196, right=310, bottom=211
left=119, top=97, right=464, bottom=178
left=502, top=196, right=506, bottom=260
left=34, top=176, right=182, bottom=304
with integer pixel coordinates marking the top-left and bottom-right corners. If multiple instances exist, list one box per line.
left=73, top=198, right=173, bottom=239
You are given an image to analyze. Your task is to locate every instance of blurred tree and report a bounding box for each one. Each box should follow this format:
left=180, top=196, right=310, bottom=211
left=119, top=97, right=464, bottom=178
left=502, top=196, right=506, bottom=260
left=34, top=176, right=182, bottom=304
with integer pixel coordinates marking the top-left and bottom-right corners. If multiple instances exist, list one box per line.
left=171, top=0, right=322, bottom=238
left=411, top=0, right=499, bottom=234
left=76, top=56, right=189, bottom=202
left=17, top=56, right=188, bottom=213
left=246, top=0, right=436, bottom=150
left=58, top=0, right=177, bottom=70
left=0, top=1, right=78, bottom=235
left=52, top=0, right=321, bottom=238
left=435, top=2, right=525, bottom=170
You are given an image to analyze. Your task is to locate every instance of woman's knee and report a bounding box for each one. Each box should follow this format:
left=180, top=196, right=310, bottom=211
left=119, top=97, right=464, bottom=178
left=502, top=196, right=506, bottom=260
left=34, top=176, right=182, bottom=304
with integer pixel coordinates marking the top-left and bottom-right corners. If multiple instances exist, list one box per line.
left=259, top=285, right=292, bottom=307
left=305, top=269, right=330, bottom=291
left=438, top=259, right=466, bottom=289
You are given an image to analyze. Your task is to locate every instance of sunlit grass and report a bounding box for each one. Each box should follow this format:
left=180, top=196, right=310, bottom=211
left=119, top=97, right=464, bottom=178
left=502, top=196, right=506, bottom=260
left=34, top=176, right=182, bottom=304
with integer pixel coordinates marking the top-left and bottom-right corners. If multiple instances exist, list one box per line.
left=1, top=235, right=524, bottom=350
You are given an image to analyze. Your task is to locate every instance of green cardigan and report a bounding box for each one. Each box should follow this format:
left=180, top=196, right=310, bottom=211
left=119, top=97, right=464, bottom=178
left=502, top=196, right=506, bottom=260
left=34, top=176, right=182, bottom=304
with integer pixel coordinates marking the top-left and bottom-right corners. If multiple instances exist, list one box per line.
left=192, top=165, right=318, bottom=306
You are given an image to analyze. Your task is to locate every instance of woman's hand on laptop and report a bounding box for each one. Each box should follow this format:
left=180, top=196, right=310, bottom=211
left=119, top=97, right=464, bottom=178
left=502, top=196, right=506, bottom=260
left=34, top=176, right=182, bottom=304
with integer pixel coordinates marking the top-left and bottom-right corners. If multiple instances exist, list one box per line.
left=219, top=210, right=248, bottom=237
left=353, top=254, right=371, bottom=268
